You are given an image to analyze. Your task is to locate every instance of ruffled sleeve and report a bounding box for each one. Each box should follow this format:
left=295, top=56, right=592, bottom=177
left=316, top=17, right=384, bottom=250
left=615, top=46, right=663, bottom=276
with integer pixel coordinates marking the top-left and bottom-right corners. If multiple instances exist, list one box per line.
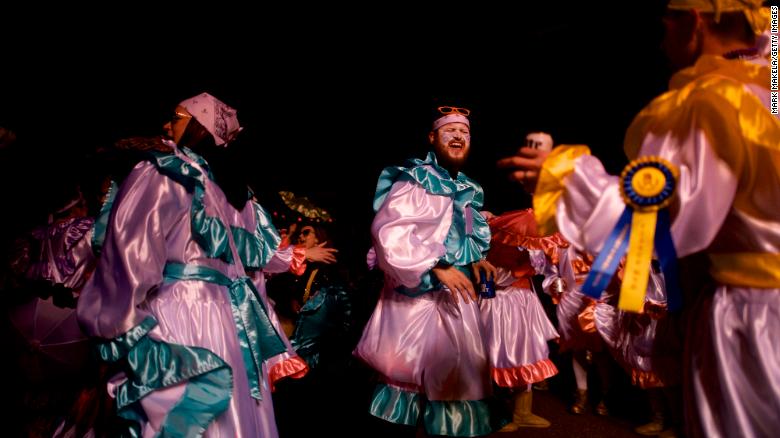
left=552, top=93, right=740, bottom=258
left=371, top=180, right=453, bottom=289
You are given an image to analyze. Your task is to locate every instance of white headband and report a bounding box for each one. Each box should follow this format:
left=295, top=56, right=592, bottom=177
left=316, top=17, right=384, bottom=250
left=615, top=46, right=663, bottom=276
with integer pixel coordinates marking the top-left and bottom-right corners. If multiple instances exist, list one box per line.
left=432, top=114, right=470, bottom=131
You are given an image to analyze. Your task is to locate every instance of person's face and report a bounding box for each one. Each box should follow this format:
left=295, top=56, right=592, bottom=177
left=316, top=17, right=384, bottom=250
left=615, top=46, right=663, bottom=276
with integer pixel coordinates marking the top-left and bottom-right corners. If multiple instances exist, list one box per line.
left=298, top=225, right=319, bottom=249
left=661, top=9, right=700, bottom=72
left=429, top=122, right=471, bottom=172
left=163, top=105, right=193, bottom=144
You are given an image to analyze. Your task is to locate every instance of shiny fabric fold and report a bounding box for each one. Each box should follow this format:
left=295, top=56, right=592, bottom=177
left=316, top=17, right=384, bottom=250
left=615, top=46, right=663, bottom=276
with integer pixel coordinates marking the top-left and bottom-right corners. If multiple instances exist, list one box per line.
left=357, top=151, right=495, bottom=436
left=231, top=202, right=281, bottom=271
left=163, top=262, right=287, bottom=400
left=533, top=145, right=591, bottom=236
left=549, top=54, right=780, bottom=438
left=148, top=149, right=235, bottom=264
left=98, top=316, right=233, bottom=438
left=369, top=383, right=423, bottom=426
left=479, top=267, right=559, bottom=388
left=90, top=179, right=118, bottom=257
left=267, top=356, right=308, bottom=390
left=708, top=252, right=780, bottom=288
left=490, top=359, right=558, bottom=388
left=373, top=151, right=490, bottom=270
left=26, top=216, right=96, bottom=290
left=487, top=209, right=569, bottom=264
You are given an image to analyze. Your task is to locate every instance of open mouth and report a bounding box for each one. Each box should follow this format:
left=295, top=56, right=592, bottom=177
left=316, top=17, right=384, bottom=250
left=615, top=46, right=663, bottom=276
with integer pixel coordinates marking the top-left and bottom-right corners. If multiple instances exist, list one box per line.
left=448, top=141, right=464, bottom=149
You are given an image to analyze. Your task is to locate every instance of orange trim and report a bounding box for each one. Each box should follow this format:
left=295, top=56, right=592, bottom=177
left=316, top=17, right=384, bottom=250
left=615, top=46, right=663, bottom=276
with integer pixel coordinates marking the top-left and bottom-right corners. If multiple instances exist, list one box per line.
left=491, top=359, right=559, bottom=388
left=488, top=209, right=570, bottom=264
left=631, top=368, right=665, bottom=389
left=289, top=245, right=307, bottom=276
left=577, top=300, right=597, bottom=333
left=511, top=277, right=532, bottom=289
left=571, top=253, right=595, bottom=275
left=268, top=356, right=309, bottom=391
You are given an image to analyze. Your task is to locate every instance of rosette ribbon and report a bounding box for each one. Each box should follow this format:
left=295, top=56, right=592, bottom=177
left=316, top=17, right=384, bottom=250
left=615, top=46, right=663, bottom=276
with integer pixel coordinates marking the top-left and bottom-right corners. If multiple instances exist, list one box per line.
left=581, top=157, right=681, bottom=312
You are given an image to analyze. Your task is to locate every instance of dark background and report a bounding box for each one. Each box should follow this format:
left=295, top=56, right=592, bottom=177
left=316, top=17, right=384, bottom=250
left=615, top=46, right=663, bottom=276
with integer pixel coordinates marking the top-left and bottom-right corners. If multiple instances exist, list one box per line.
left=2, top=1, right=672, bottom=271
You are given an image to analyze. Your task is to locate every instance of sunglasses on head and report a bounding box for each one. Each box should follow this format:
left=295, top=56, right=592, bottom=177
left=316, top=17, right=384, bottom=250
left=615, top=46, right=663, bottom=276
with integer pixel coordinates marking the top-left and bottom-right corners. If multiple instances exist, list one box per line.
left=438, top=106, right=471, bottom=117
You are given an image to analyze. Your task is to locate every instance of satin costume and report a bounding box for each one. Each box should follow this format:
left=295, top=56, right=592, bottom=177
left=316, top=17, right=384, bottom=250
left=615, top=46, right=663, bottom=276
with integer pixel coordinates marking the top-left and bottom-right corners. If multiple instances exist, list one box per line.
left=77, top=144, right=307, bottom=438
left=478, top=209, right=559, bottom=388
left=535, top=53, right=780, bottom=437
left=353, top=152, right=496, bottom=437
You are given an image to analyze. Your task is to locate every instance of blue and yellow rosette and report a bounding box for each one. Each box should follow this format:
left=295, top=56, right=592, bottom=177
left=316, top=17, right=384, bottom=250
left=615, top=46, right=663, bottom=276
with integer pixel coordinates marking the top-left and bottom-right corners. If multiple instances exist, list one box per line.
left=581, top=156, right=681, bottom=312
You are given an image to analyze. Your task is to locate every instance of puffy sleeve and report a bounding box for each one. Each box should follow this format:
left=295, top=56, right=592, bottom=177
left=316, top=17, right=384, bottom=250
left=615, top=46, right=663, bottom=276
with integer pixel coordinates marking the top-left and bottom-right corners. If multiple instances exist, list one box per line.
left=77, top=162, right=189, bottom=339
left=551, top=116, right=738, bottom=258
left=371, top=180, right=453, bottom=288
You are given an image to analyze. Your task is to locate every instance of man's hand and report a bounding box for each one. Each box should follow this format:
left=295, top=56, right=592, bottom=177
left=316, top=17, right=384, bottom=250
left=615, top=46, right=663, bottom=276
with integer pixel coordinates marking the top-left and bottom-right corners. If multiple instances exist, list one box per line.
left=304, top=242, right=338, bottom=264
left=496, top=146, right=551, bottom=193
left=432, top=265, right=477, bottom=303
left=471, top=259, right=497, bottom=284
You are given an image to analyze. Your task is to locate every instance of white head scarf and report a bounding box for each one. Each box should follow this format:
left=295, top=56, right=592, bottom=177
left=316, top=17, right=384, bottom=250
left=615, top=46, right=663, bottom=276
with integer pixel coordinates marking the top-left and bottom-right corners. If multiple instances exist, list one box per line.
left=178, top=92, right=243, bottom=146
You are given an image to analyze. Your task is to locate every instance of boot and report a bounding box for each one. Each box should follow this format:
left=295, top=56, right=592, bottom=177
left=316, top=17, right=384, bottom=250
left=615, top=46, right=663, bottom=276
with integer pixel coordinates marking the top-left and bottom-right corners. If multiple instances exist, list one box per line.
left=514, top=391, right=550, bottom=428
left=636, top=388, right=665, bottom=435
left=595, top=399, right=609, bottom=416
left=570, top=389, right=587, bottom=414
left=498, top=390, right=550, bottom=431
left=635, top=412, right=665, bottom=435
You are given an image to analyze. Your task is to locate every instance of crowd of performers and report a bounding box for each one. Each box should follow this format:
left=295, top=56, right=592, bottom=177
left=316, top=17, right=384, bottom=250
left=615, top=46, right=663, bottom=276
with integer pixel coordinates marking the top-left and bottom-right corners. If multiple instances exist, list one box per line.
left=1, top=1, right=779, bottom=437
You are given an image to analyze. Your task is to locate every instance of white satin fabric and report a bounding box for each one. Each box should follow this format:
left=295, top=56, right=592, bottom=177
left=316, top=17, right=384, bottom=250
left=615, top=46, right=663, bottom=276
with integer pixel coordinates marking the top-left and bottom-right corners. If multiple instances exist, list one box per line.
left=371, top=180, right=453, bottom=289
left=78, top=147, right=294, bottom=437
left=354, top=180, right=492, bottom=401
left=555, top=61, right=780, bottom=437
left=478, top=267, right=558, bottom=385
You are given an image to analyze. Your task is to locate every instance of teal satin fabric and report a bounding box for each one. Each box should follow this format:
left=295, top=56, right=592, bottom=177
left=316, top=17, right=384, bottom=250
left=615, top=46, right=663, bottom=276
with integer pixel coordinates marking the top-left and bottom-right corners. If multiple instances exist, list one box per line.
left=148, top=148, right=278, bottom=269
left=369, top=383, right=495, bottom=437
left=97, top=316, right=233, bottom=438
left=374, top=151, right=491, bottom=296
left=163, top=262, right=287, bottom=400
left=231, top=202, right=281, bottom=270
left=90, top=179, right=118, bottom=257
left=291, top=284, right=351, bottom=369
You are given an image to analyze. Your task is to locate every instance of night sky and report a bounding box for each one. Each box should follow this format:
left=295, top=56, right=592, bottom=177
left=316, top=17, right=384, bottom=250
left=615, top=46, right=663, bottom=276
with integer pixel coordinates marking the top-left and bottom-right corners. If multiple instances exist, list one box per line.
left=2, top=2, right=672, bottom=271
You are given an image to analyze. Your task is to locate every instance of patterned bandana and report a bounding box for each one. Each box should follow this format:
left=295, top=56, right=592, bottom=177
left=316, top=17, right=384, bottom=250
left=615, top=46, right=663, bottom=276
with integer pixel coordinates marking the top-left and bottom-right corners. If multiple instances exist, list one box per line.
left=179, top=92, right=243, bottom=146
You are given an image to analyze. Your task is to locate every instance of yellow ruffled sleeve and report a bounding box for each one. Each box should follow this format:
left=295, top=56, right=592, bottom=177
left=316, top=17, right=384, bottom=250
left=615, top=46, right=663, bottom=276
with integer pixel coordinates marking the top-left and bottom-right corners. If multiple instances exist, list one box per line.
left=533, top=145, right=591, bottom=235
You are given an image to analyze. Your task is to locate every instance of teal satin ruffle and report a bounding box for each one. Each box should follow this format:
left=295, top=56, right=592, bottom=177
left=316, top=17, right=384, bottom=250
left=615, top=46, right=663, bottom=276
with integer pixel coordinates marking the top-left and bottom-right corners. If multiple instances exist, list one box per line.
left=97, top=316, right=233, bottom=438
left=163, top=262, right=287, bottom=400
left=369, top=383, right=496, bottom=437
left=91, top=179, right=118, bottom=257
left=148, top=148, right=277, bottom=269
left=231, top=202, right=281, bottom=270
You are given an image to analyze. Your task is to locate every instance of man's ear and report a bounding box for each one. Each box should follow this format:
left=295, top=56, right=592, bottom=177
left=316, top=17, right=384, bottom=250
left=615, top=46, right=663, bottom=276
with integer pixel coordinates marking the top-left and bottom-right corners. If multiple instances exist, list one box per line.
left=428, top=131, right=435, bottom=145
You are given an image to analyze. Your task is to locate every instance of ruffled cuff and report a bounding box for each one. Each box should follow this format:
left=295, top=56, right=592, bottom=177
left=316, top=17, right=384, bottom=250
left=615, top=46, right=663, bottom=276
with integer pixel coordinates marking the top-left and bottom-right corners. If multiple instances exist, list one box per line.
left=533, top=145, right=591, bottom=236
left=289, top=245, right=307, bottom=276
left=268, top=355, right=309, bottom=391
